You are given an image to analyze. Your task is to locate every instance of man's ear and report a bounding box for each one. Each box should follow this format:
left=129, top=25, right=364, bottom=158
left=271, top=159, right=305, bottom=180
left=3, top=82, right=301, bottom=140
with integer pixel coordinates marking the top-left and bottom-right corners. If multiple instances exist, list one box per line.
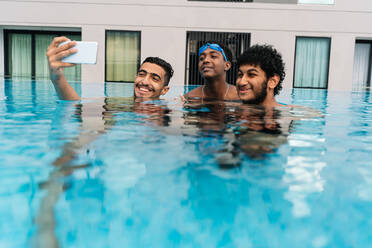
left=161, top=86, right=170, bottom=95
left=224, top=61, right=232, bottom=71
left=268, top=75, right=280, bottom=90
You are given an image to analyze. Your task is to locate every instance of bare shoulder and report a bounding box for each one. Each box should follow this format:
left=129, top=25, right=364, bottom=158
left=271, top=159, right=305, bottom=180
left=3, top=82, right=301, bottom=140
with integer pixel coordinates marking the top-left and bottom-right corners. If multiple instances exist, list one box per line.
left=227, top=85, right=240, bottom=100
left=184, top=86, right=203, bottom=99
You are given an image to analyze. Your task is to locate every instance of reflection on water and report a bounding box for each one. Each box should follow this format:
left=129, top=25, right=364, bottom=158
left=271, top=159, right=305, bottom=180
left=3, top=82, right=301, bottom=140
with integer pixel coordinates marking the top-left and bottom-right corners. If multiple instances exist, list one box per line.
left=50, top=97, right=298, bottom=167
left=284, top=155, right=326, bottom=217
left=2, top=82, right=372, bottom=247
left=28, top=96, right=303, bottom=247
left=181, top=100, right=295, bottom=168
left=350, top=91, right=372, bottom=202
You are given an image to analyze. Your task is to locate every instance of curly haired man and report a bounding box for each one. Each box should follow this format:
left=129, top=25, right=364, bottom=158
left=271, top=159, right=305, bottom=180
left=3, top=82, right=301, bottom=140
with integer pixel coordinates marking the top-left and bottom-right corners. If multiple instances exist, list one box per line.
left=236, top=44, right=286, bottom=107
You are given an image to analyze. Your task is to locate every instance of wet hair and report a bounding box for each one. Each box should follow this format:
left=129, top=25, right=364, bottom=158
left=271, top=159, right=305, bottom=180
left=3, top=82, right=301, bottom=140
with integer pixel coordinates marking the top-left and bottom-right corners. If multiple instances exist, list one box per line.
left=142, top=57, right=174, bottom=86
left=200, top=40, right=233, bottom=63
left=237, top=44, right=285, bottom=96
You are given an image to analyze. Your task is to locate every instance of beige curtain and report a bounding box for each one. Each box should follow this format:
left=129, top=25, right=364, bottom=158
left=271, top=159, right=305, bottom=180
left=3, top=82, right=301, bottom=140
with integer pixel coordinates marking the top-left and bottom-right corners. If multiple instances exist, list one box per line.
left=35, top=34, right=56, bottom=79
left=294, top=37, right=330, bottom=89
left=10, top=34, right=32, bottom=78
left=106, top=31, right=140, bottom=82
left=352, top=43, right=371, bottom=91
left=8, top=32, right=81, bottom=81
left=35, top=34, right=81, bottom=81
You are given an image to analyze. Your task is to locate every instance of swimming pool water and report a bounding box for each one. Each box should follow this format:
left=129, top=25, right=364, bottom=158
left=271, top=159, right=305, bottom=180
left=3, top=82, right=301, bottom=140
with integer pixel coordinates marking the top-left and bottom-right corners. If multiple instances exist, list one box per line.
left=0, top=79, right=371, bottom=248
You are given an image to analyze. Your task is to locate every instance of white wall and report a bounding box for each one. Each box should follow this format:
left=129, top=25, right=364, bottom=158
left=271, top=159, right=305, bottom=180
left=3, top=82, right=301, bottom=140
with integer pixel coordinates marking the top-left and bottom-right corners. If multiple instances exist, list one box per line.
left=335, top=0, right=372, bottom=11
left=251, top=31, right=296, bottom=90
left=141, top=27, right=186, bottom=87
left=1, top=0, right=372, bottom=91
left=80, top=26, right=106, bottom=98
left=328, top=34, right=356, bottom=91
left=81, top=25, right=105, bottom=83
left=2, top=1, right=372, bottom=36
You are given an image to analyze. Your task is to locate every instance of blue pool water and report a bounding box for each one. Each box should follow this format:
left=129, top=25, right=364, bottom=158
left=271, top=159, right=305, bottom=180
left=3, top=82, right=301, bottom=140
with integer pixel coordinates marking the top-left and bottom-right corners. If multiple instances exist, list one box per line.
left=0, top=79, right=372, bottom=248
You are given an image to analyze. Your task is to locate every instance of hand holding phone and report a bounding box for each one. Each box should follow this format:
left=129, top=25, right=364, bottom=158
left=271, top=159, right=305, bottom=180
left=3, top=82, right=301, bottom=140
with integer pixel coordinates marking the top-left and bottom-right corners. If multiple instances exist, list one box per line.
left=59, top=41, right=98, bottom=64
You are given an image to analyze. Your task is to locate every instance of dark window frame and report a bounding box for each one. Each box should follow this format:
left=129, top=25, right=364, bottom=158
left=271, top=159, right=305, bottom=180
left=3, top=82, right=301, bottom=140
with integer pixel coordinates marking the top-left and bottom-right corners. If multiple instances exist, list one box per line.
left=104, top=30, right=141, bottom=83
left=355, top=40, right=372, bottom=88
left=4, top=29, right=81, bottom=79
left=293, top=36, right=332, bottom=89
left=187, top=0, right=334, bottom=3
left=188, top=0, right=253, bottom=2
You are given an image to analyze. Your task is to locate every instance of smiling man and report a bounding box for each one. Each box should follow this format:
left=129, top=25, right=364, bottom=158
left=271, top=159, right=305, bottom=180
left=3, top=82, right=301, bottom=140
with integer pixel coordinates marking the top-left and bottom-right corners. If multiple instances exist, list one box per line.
left=236, top=44, right=286, bottom=108
left=184, top=41, right=239, bottom=101
left=133, top=57, right=173, bottom=99
left=47, top=36, right=173, bottom=100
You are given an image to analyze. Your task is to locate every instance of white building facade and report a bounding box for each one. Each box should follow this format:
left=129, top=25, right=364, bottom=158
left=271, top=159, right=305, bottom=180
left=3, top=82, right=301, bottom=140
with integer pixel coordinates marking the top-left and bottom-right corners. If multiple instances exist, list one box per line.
left=1, top=0, right=372, bottom=92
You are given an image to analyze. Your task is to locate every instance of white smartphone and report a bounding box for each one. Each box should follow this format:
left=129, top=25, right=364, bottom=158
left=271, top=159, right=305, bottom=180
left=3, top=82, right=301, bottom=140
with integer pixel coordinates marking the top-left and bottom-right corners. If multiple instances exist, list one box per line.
left=60, top=41, right=98, bottom=64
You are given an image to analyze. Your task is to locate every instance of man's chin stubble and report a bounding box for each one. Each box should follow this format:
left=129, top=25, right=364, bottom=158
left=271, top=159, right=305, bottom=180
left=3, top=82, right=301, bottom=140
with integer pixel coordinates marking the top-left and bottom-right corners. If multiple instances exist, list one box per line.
left=241, top=93, right=266, bottom=105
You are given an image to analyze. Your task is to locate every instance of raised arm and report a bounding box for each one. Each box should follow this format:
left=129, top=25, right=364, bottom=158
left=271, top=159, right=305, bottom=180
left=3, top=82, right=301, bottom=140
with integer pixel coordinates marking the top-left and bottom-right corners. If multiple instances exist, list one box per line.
left=47, top=36, right=81, bottom=100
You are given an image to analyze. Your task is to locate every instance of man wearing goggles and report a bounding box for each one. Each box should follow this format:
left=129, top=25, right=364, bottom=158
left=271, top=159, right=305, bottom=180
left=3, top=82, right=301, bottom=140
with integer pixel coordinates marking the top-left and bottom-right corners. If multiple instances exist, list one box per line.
left=184, top=41, right=239, bottom=101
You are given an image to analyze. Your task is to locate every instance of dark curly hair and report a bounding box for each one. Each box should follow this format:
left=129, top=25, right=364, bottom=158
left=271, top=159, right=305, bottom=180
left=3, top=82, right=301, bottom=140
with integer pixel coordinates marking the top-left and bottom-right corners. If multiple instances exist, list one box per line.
left=200, top=40, right=233, bottom=63
left=142, top=57, right=174, bottom=86
left=237, top=44, right=285, bottom=96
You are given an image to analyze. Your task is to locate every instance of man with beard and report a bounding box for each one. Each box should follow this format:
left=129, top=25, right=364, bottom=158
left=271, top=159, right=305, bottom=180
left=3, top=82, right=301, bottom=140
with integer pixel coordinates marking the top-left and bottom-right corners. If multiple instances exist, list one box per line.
left=236, top=44, right=286, bottom=107
left=184, top=41, right=239, bottom=101
left=47, top=36, right=173, bottom=100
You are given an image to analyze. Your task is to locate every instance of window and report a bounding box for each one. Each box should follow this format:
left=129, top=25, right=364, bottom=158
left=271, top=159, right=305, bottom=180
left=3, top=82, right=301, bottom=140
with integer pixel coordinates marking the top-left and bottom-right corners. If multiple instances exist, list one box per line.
left=4, top=30, right=81, bottom=81
left=298, top=0, right=334, bottom=4
left=352, top=40, right=372, bottom=91
left=105, top=30, right=141, bottom=83
left=188, top=0, right=253, bottom=2
left=294, top=37, right=331, bottom=89
left=188, top=0, right=334, bottom=4
left=185, top=31, right=250, bottom=85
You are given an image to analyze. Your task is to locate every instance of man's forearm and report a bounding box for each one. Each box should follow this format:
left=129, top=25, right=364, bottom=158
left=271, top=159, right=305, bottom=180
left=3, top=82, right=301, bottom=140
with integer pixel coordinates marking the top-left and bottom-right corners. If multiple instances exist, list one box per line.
left=51, top=71, right=80, bottom=100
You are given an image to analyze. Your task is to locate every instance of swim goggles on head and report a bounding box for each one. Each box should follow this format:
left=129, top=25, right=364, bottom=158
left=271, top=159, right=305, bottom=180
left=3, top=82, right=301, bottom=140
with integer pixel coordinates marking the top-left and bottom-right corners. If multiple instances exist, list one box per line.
left=198, top=43, right=228, bottom=62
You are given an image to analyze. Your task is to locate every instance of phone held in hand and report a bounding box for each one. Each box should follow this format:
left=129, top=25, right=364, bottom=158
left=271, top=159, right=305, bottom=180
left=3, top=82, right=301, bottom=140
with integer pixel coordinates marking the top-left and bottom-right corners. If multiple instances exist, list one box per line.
left=59, top=41, right=98, bottom=64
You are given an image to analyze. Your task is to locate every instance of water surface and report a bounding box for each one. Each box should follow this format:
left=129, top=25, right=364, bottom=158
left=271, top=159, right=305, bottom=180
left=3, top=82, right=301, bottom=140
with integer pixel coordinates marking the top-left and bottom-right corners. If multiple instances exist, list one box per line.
left=0, top=80, right=371, bottom=248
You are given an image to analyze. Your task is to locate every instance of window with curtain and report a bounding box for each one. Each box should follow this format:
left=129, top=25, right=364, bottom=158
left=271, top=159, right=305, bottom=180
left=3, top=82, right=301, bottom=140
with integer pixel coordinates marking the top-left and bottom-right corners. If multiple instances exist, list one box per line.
left=294, top=37, right=331, bottom=89
left=352, top=41, right=372, bottom=91
left=5, top=30, right=81, bottom=81
left=188, top=0, right=334, bottom=3
left=298, top=0, right=334, bottom=4
left=105, top=30, right=141, bottom=83
left=8, top=34, right=32, bottom=78
left=35, top=34, right=81, bottom=81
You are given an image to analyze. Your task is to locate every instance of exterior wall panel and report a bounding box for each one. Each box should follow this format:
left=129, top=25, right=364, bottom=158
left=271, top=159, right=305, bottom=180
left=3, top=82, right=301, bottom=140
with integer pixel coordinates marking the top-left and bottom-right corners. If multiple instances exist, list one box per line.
left=141, top=27, right=187, bottom=87
left=2, top=2, right=372, bottom=34
left=1, top=0, right=372, bottom=92
left=328, top=34, right=355, bottom=91
left=251, top=30, right=296, bottom=90
left=82, top=25, right=106, bottom=83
